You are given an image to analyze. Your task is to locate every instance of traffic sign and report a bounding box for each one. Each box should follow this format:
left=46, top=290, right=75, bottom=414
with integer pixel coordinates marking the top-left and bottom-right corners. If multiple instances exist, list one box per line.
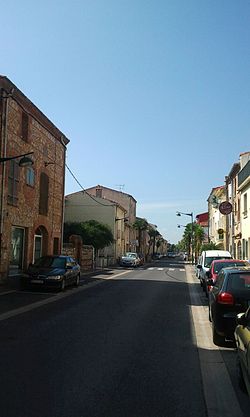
left=219, top=201, right=232, bottom=215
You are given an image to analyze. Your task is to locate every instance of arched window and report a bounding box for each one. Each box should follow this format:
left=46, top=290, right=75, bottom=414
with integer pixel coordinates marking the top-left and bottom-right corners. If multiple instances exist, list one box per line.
left=39, top=172, right=49, bottom=215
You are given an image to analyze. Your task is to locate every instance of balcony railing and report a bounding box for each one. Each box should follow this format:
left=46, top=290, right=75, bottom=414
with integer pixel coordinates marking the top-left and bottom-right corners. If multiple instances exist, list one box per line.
left=238, top=160, right=250, bottom=187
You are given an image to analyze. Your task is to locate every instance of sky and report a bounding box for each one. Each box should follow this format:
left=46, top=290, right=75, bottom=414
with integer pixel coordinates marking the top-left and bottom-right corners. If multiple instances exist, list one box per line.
left=1, top=0, right=249, bottom=243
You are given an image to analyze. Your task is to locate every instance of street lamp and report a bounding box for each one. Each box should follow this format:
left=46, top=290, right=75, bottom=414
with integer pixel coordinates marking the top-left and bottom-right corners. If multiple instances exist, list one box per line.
left=176, top=211, right=194, bottom=264
left=0, top=152, right=34, bottom=167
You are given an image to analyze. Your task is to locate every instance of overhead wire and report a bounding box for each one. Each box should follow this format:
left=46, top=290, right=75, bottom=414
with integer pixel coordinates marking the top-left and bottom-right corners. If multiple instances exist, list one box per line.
left=65, top=163, right=116, bottom=207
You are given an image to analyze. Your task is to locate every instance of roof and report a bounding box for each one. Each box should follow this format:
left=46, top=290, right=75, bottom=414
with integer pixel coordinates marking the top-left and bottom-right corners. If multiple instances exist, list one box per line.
left=87, top=185, right=137, bottom=203
left=65, top=190, right=127, bottom=211
left=221, top=266, right=250, bottom=273
left=196, top=212, right=208, bottom=224
left=211, top=259, right=246, bottom=264
left=0, top=75, right=69, bottom=145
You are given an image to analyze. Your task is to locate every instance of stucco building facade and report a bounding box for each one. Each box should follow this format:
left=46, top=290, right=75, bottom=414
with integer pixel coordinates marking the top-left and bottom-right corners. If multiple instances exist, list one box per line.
left=207, top=186, right=227, bottom=249
left=85, top=185, right=137, bottom=252
left=238, top=153, right=250, bottom=260
left=64, top=191, right=127, bottom=265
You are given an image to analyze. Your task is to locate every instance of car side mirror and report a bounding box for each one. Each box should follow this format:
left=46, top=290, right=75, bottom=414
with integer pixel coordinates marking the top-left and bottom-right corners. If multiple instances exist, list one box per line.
left=236, top=312, right=248, bottom=327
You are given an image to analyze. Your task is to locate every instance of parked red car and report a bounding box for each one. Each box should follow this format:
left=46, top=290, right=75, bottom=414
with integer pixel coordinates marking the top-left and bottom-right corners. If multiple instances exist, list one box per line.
left=205, top=259, right=249, bottom=296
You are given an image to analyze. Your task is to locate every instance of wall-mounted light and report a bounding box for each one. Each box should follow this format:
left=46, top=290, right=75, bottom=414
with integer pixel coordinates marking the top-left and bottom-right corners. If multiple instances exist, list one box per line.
left=0, top=152, right=34, bottom=167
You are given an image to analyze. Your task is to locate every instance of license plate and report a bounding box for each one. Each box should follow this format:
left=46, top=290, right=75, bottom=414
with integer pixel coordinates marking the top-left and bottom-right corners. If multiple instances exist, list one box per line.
left=31, top=279, right=44, bottom=284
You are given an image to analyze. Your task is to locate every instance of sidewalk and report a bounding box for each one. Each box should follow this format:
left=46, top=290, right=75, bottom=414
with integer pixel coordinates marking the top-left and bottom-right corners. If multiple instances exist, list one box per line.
left=0, top=266, right=123, bottom=293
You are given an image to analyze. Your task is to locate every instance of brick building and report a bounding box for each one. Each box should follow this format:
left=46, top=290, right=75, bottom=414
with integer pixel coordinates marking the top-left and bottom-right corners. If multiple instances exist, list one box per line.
left=0, top=76, right=69, bottom=281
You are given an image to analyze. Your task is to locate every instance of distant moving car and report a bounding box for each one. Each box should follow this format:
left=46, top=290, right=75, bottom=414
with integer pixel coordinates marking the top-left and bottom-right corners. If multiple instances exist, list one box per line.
left=234, top=307, right=250, bottom=396
left=208, top=266, right=250, bottom=346
left=21, top=255, right=81, bottom=290
left=120, top=252, right=140, bottom=267
left=167, top=252, right=176, bottom=258
left=204, top=259, right=249, bottom=296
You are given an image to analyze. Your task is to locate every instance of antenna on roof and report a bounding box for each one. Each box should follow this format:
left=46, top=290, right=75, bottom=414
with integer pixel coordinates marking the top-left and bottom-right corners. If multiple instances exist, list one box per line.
left=115, top=184, right=125, bottom=191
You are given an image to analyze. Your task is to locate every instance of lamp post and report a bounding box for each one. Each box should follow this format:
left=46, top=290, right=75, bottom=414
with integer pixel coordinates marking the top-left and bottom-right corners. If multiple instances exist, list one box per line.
left=0, top=152, right=34, bottom=167
left=176, top=211, right=194, bottom=264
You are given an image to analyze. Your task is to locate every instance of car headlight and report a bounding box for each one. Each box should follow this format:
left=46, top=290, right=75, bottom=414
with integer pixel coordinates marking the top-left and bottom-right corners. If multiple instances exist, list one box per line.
left=46, top=275, right=62, bottom=280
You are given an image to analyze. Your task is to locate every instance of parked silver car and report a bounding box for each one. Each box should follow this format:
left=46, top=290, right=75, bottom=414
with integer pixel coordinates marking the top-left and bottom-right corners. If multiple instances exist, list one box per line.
left=120, top=252, right=140, bottom=267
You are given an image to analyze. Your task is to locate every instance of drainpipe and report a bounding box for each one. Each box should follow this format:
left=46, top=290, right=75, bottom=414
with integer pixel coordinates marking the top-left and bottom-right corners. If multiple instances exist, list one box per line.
left=60, top=136, right=67, bottom=254
left=0, top=90, right=9, bottom=267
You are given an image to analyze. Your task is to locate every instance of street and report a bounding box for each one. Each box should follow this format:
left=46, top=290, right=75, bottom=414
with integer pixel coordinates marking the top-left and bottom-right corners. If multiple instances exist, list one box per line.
left=0, top=258, right=249, bottom=417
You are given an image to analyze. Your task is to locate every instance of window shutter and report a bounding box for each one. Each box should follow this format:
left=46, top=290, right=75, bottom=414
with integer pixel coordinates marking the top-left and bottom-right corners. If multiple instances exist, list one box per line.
left=21, top=112, right=29, bottom=142
left=39, top=173, right=49, bottom=215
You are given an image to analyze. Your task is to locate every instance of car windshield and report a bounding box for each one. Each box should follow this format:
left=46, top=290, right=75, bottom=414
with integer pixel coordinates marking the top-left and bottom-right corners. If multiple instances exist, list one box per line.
left=33, top=257, right=66, bottom=268
left=124, top=253, right=137, bottom=258
left=204, top=256, right=231, bottom=268
left=228, top=273, right=250, bottom=291
left=214, top=261, right=247, bottom=274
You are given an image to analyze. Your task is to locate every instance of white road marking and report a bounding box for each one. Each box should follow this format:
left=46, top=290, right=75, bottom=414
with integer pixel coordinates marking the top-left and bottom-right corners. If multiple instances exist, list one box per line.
left=148, top=267, right=154, bottom=270
left=157, top=268, right=164, bottom=271
left=0, top=290, right=16, bottom=296
left=168, top=268, right=175, bottom=271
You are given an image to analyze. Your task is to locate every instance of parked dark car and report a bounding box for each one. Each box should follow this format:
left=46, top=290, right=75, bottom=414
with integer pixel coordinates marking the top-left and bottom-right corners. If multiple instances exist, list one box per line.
left=204, top=259, right=249, bottom=297
left=234, top=307, right=250, bottom=396
left=208, top=266, right=250, bottom=346
left=21, top=255, right=81, bottom=290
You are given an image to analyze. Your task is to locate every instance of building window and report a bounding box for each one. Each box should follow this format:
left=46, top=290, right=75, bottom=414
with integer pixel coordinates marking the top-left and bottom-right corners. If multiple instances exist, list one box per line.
left=21, top=111, right=29, bottom=142
left=10, top=227, right=25, bottom=271
left=8, top=160, right=19, bottom=206
left=53, top=238, right=59, bottom=255
left=26, top=167, right=35, bottom=187
left=39, top=172, right=49, bottom=215
left=96, top=188, right=102, bottom=198
left=243, top=239, right=246, bottom=259
left=243, top=193, right=248, bottom=218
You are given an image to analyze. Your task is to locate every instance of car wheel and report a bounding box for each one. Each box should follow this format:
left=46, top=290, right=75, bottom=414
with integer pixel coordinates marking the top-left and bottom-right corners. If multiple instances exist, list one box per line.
left=205, top=285, right=208, bottom=298
left=60, top=278, right=66, bottom=291
left=208, top=306, right=212, bottom=322
left=74, top=273, right=80, bottom=287
left=212, top=322, right=225, bottom=346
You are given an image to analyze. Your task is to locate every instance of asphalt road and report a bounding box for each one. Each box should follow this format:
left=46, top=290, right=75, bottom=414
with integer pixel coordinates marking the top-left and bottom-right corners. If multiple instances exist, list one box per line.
left=0, top=259, right=249, bottom=417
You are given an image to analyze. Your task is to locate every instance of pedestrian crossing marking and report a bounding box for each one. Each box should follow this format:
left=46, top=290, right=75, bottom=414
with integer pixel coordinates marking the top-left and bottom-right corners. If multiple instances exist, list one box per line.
left=146, top=267, right=185, bottom=272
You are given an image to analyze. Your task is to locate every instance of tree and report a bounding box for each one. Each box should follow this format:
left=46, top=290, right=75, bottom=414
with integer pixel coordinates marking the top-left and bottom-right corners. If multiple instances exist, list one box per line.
left=147, top=226, right=160, bottom=257
left=180, top=223, right=205, bottom=262
left=64, top=220, right=114, bottom=252
left=133, top=218, right=149, bottom=252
